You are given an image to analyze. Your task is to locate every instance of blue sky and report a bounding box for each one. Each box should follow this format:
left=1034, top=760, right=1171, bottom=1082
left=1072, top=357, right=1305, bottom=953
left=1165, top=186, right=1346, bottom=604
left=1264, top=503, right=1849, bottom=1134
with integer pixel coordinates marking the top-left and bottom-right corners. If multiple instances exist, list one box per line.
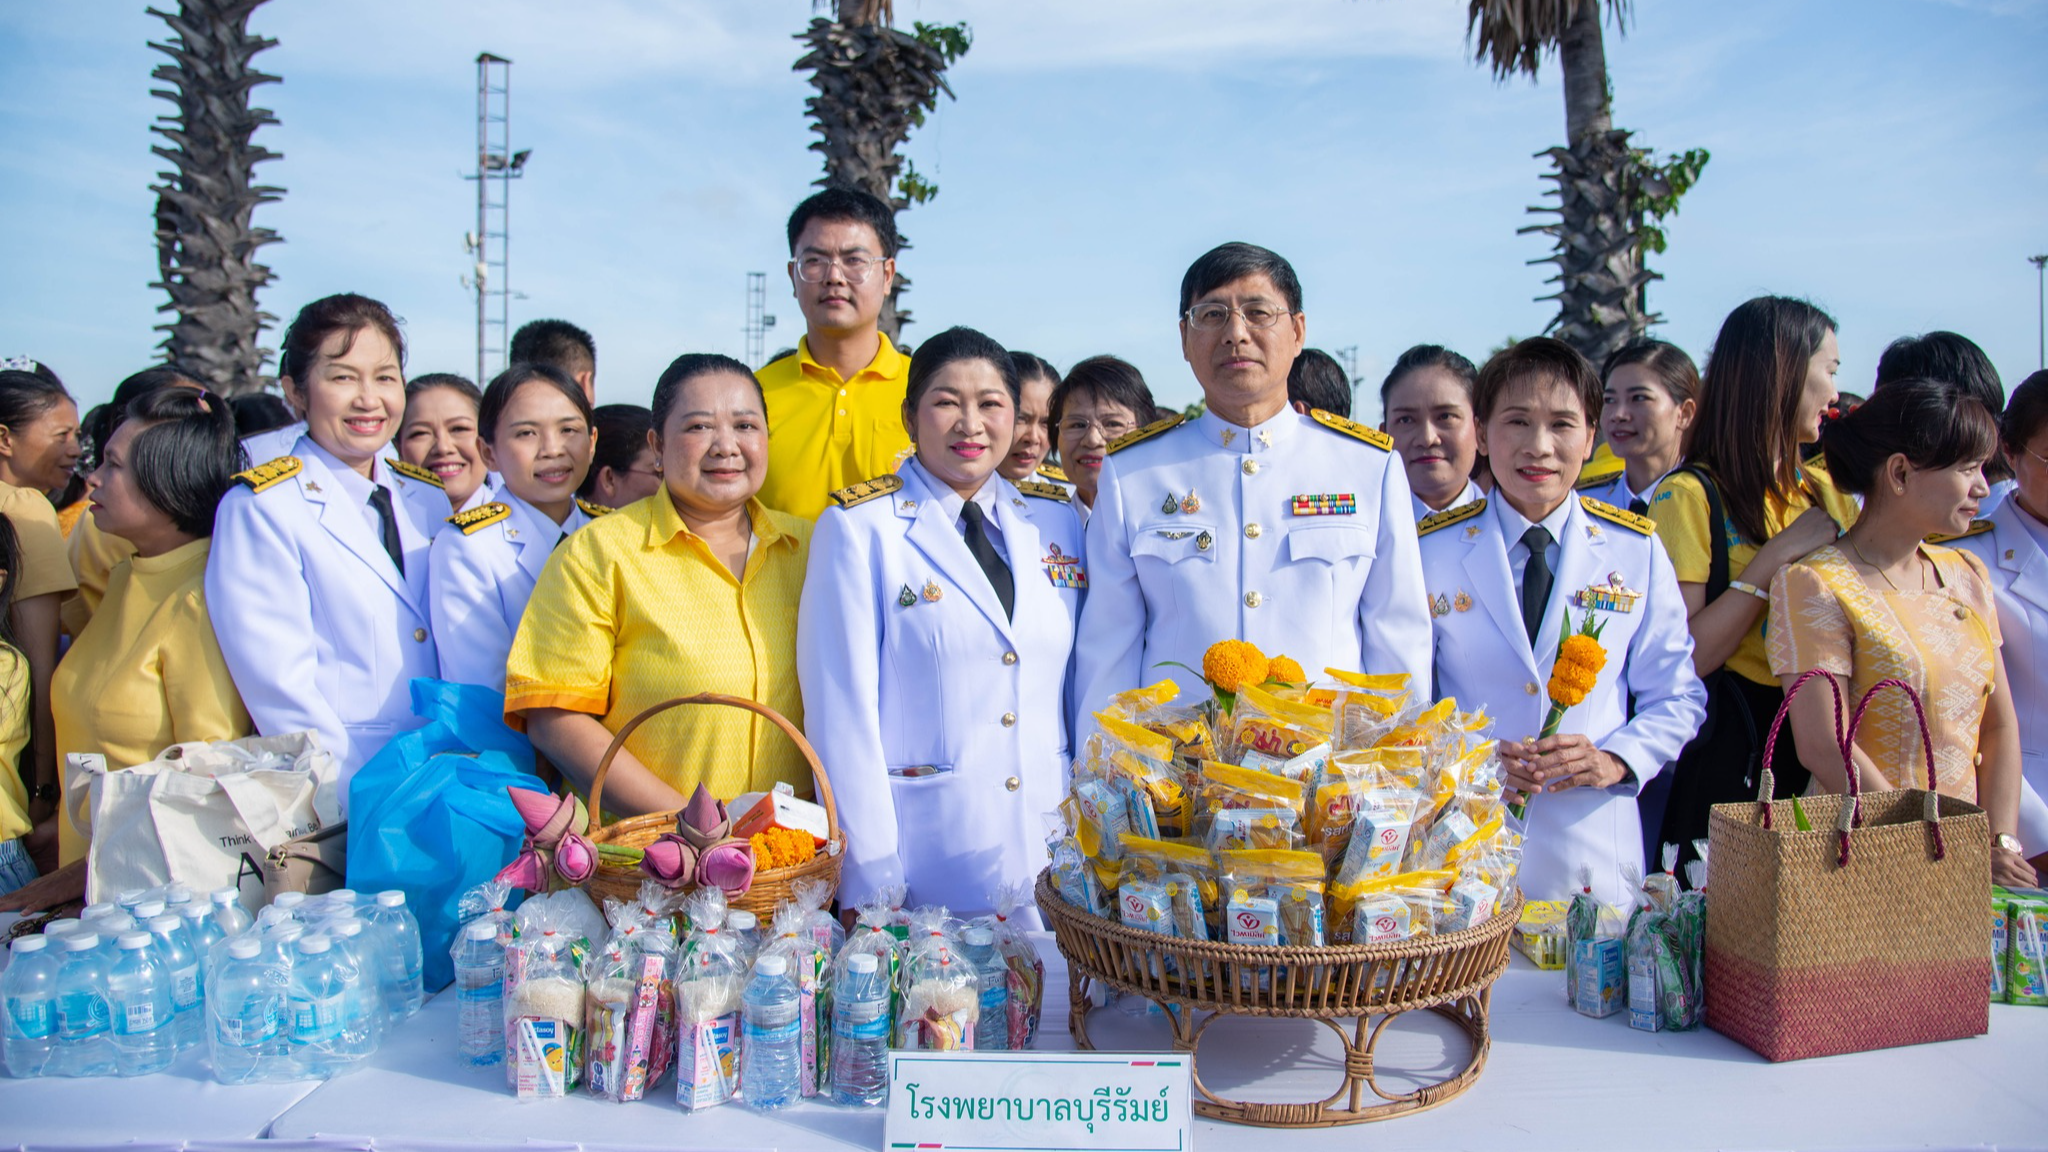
left=2, top=0, right=2044, bottom=420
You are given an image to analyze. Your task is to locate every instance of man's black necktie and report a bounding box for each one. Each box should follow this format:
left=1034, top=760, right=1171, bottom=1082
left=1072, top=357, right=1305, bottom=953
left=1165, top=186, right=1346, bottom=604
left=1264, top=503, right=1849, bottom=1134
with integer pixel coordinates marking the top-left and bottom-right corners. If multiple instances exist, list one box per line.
left=1519, top=524, right=1553, bottom=645
left=368, top=487, right=405, bottom=576
left=1628, top=497, right=1649, bottom=515
left=960, top=501, right=1014, bottom=619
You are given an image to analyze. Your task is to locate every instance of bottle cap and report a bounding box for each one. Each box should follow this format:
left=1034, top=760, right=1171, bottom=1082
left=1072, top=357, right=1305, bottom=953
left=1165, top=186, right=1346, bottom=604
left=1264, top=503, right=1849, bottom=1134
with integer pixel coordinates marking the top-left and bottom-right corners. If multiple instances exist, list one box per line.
left=465, top=919, right=499, bottom=941
left=259, top=906, right=289, bottom=926
left=755, top=954, right=789, bottom=976
left=118, top=931, right=153, bottom=950
left=134, top=900, right=167, bottom=921
left=64, top=933, right=101, bottom=951
left=333, top=918, right=364, bottom=937
left=81, top=902, right=118, bottom=921
left=210, top=887, right=240, bottom=907
left=148, top=915, right=182, bottom=934
left=43, top=920, right=82, bottom=939
left=296, top=933, right=332, bottom=955
left=179, top=904, right=209, bottom=922
left=11, top=935, right=47, bottom=954
left=964, top=927, right=995, bottom=946
left=228, top=937, right=263, bottom=960
left=728, top=910, right=757, bottom=930
left=846, top=952, right=878, bottom=974
left=164, top=884, right=194, bottom=905
left=273, top=892, right=307, bottom=910
left=376, top=890, right=407, bottom=908
left=116, top=889, right=149, bottom=908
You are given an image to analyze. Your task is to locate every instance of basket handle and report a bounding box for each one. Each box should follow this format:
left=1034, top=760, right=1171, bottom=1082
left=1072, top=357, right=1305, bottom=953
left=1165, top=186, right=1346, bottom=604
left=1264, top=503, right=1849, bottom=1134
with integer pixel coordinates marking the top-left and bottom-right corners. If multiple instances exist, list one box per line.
left=1841, top=677, right=1943, bottom=866
left=1759, top=667, right=1847, bottom=829
left=586, top=693, right=838, bottom=847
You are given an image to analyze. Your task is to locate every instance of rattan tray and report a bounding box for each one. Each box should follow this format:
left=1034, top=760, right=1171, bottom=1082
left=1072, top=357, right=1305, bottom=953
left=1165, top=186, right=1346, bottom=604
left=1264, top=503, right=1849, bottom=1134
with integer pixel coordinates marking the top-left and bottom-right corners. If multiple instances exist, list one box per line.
left=1036, top=869, right=1518, bottom=1128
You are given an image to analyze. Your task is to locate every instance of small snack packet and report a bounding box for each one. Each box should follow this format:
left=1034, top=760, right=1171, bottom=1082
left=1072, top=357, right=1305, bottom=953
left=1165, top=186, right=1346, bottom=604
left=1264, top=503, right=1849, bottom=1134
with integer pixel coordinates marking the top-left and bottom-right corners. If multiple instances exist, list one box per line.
left=673, top=888, right=746, bottom=1111
left=1218, top=849, right=1326, bottom=947
left=1070, top=780, right=1133, bottom=862
left=2009, top=891, right=2048, bottom=1006
left=1321, top=669, right=1413, bottom=753
left=1225, top=888, right=1280, bottom=947
left=1991, top=892, right=2012, bottom=1002
left=1199, top=761, right=1306, bottom=851
left=1326, top=869, right=1455, bottom=942
left=1514, top=900, right=1569, bottom=969
left=1118, top=834, right=1219, bottom=941
left=899, top=945, right=979, bottom=1050
left=972, top=883, right=1045, bottom=1049
left=1228, top=683, right=1334, bottom=765
left=1353, top=893, right=1412, bottom=943
left=1334, top=792, right=1425, bottom=887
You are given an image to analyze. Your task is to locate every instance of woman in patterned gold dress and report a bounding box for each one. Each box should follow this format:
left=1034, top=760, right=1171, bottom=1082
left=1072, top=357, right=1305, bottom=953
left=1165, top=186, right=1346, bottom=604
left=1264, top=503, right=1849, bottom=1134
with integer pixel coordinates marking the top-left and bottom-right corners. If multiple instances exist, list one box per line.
left=1766, top=377, right=2037, bottom=887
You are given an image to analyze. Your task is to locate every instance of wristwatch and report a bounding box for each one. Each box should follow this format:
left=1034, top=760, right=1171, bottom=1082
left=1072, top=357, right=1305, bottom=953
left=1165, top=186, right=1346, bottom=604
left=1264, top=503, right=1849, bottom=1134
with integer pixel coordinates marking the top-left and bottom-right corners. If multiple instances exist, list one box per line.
left=29, top=781, right=57, bottom=804
left=1994, top=833, right=2024, bottom=855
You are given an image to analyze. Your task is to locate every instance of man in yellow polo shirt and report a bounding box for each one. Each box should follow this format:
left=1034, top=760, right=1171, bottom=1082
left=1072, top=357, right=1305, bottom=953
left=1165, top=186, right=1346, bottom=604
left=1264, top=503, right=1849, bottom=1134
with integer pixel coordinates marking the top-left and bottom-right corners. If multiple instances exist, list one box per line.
left=755, top=188, right=914, bottom=519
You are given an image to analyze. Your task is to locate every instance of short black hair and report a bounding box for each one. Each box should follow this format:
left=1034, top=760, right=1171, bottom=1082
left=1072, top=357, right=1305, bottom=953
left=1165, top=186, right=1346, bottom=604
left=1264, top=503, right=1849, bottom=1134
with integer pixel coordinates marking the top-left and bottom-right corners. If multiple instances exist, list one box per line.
left=279, top=294, right=405, bottom=383
left=228, top=393, right=296, bottom=437
left=1473, top=337, right=1601, bottom=425
left=786, top=187, right=899, bottom=258
left=1822, top=377, right=1998, bottom=498
left=0, top=369, right=72, bottom=434
left=1178, top=242, right=1302, bottom=316
left=2003, top=370, right=2048, bottom=456
left=1874, top=331, right=2007, bottom=481
left=651, top=353, right=763, bottom=434
left=1288, top=348, right=1352, bottom=418
left=1050, top=355, right=1157, bottom=431
left=904, top=327, right=1020, bottom=414
left=509, top=320, right=597, bottom=378
left=406, top=372, right=482, bottom=405
left=582, top=404, right=655, bottom=500
left=1009, top=351, right=1060, bottom=387
left=477, top=363, right=596, bottom=446
left=122, top=387, right=245, bottom=537
left=1379, top=344, right=1477, bottom=406
left=79, top=365, right=202, bottom=472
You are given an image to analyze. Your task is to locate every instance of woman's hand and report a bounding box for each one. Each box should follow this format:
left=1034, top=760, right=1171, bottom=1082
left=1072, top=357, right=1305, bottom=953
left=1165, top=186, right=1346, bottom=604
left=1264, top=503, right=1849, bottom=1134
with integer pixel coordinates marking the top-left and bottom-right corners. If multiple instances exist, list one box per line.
left=0, top=858, right=86, bottom=915
left=1993, top=847, right=2039, bottom=889
left=1752, top=507, right=1841, bottom=577
left=1501, top=734, right=1629, bottom=795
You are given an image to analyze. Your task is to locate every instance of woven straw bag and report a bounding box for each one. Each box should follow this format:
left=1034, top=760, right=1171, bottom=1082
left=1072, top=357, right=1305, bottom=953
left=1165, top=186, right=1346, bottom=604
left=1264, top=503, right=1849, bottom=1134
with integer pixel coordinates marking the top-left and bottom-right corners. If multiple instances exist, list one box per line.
left=1704, top=670, right=1990, bottom=1062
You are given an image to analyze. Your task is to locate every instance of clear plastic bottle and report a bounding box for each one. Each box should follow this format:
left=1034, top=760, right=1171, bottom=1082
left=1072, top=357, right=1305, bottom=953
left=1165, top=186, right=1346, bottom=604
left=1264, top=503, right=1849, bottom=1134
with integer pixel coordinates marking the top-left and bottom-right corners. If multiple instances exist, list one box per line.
left=131, top=898, right=167, bottom=925
left=365, top=890, right=424, bottom=1019
left=210, top=888, right=254, bottom=937
left=326, top=917, right=385, bottom=1058
left=209, top=936, right=289, bottom=1084
left=741, top=953, right=801, bottom=1111
left=960, top=927, right=1011, bottom=1052
left=179, top=904, right=223, bottom=972
left=272, top=891, right=308, bottom=921
left=107, top=931, right=176, bottom=1076
left=727, top=909, right=762, bottom=967
left=145, top=914, right=204, bottom=1050
left=163, top=884, right=194, bottom=909
left=3, top=935, right=61, bottom=1078
left=829, top=952, right=891, bottom=1106
left=287, top=934, right=350, bottom=1077
left=114, top=889, right=151, bottom=912
left=50, top=933, right=116, bottom=1078
left=263, top=922, right=306, bottom=971
left=327, top=888, right=359, bottom=909
left=452, top=919, right=505, bottom=1067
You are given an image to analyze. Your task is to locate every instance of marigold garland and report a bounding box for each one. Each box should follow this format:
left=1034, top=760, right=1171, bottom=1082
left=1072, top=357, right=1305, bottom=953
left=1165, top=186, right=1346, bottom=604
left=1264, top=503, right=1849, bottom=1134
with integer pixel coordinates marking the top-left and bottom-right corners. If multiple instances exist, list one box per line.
left=1511, top=610, right=1611, bottom=819
left=748, top=826, right=817, bottom=871
left=1201, top=639, right=1268, bottom=693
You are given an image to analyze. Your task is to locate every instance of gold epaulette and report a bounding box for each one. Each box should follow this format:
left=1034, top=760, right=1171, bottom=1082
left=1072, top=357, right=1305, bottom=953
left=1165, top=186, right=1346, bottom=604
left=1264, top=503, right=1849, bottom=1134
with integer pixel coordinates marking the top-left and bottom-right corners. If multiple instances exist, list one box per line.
left=448, top=502, right=511, bottom=535
left=1581, top=496, right=1654, bottom=535
left=1015, top=480, right=1071, bottom=503
left=576, top=497, right=613, bottom=518
left=1036, top=462, right=1069, bottom=483
left=233, top=455, right=301, bottom=493
left=828, top=474, right=904, bottom=509
left=1418, top=498, right=1486, bottom=536
left=1927, top=520, right=1992, bottom=545
left=1106, top=414, right=1185, bottom=454
left=1575, top=471, right=1616, bottom=491
left=386, top=457, right=446, bottom=489
left=1309, top=408, right=1393, bottom=451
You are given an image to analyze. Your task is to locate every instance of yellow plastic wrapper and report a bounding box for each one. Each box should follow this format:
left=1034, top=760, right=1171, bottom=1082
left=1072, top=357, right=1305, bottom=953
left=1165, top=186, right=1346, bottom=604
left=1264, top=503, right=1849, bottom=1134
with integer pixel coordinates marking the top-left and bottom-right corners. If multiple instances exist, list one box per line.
left=1117, top=834, right=1218, bottom=941
left=1332, top=792, right=1427, bottom=888
left=1198, top=761, right=1306, bottom=851
left=1322, top=669, right=1413, bottom=751
left=1229, top=683, right=1333, bottom=764
left=1094, top=713, right=1190, bottom=840
left=1218, top=849, right=1327, bottom=947
left=1328, top=868, right=1455, bottom=942
left=1107, top=680, right=1179, bottom=717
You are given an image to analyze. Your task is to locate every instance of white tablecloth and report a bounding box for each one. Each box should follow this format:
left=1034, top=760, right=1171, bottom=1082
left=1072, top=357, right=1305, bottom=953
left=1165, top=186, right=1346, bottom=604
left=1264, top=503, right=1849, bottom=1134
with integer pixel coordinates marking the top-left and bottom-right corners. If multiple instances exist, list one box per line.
left=1, top=1040, right=323, bottom=1149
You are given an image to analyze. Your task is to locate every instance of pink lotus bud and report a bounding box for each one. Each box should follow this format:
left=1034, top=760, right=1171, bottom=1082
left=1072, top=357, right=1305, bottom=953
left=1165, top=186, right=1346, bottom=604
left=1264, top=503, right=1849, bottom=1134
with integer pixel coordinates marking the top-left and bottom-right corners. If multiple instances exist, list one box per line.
left=697, top=837, right=756, bottom=898
left=494, top=844, right=548, bottom=892
left=552, top=832, right=598, bottom=884
left=640, top=833, right=698, bottom=888
left=678, top=782, right=729, bottom=849
left=508, top=788, right=560, bottom=835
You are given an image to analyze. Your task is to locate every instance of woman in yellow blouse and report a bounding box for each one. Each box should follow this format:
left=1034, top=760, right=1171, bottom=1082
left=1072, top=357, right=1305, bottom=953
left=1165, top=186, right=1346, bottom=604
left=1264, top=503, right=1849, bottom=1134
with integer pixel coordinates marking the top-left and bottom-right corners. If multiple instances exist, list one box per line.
left=507, top=354, right=813, bottom=815
left=53, top=388, right=254, bottom=866
left=1768, top=378, right=2035, bottom=888
left=0, top=518, right=38, bottom=895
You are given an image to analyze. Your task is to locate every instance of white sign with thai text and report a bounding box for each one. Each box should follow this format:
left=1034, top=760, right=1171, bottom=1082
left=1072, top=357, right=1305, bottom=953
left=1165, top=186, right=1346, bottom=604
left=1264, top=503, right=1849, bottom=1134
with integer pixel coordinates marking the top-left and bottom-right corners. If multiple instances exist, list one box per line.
left=883, top=1049, right=1193, bottom=1152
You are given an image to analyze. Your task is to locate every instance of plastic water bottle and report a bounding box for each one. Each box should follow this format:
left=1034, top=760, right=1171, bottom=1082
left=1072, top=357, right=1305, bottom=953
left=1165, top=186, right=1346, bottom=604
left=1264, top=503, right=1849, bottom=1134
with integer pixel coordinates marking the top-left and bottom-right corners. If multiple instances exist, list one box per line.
left=829, top=952, right=891, bottom=1106
left=3, top=936, right=60, bottom=1077
left=263, top=922, right=305, bottom=971
left=164, top=884, right=194, bottom=909
left=365, top=890, right=424, bottom=1019
left=272, top=891, right=308, bottom=920
left=209, top=935, right=288, bottom=1084
left=727, top=909, right=762, bottom=966
left=145, top=914, right=204, bottom=1050
left=108, top=931, right=176, bottom=1076
left=50, top=933, right=116, bottom=1077
left=287, top=934, right=352, bottom=1077
left=327, top=918, right=385, bottom=1057
left=115, top=889, right=151, bottom=911
left=210, top=888, right=254, bottom=937
left=741, top=953, right=801, bottom=1111
left=179, top=904, right=223, bottom=968
left=961, top=927, right=1010, bottom=1052
left=131, top=898, right=167, bottom=925
left=453, top=919, right=505, bottom=1067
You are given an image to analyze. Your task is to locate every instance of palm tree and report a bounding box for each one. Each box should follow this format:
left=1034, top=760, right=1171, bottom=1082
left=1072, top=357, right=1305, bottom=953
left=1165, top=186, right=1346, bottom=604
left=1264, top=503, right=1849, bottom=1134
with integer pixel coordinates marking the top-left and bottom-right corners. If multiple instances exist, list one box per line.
left=147, top=0, right=283, bottom=395
left=794, top=0, right=969, bottom=341
left=1468, top=0, right=1705, bottom=366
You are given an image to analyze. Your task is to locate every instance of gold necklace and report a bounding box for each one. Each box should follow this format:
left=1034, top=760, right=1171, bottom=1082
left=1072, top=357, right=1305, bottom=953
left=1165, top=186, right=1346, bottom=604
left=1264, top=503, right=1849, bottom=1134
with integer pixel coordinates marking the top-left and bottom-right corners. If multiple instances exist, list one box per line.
left=1848, top=537, right=1920, bottom=592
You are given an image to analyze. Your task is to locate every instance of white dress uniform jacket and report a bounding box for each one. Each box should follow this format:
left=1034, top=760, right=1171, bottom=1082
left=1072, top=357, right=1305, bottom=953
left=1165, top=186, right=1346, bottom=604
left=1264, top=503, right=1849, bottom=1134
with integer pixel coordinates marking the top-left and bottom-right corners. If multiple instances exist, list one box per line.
left=798, top=459, right=1085, bottom=922
left=1074, top=407, right=1431, bottom=721
left=1411, top=478, right=1483, bottom=524
left=429, top=491, right=600, bottom=692
left=206, top=439, right=449, bottom=794
left=240, top=420, right=306, bottom=465
left=1419, top=495, right=1706, bottom=905
left=1950, top=504, right=2048, bottom=851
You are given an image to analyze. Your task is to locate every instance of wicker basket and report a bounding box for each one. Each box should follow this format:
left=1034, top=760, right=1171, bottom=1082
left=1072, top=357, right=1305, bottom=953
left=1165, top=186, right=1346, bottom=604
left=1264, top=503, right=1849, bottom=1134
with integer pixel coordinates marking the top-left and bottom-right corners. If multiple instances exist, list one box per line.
left=582, top=693, right=842, bottom=918
left=1036, top=869, right=1518, bottom=1128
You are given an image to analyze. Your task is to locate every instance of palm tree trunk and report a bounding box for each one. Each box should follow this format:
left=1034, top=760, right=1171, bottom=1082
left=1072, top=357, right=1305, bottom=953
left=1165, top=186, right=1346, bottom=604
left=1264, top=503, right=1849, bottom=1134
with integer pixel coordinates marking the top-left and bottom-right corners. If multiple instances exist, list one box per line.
left=1559, top=0, right=1611, bottom=144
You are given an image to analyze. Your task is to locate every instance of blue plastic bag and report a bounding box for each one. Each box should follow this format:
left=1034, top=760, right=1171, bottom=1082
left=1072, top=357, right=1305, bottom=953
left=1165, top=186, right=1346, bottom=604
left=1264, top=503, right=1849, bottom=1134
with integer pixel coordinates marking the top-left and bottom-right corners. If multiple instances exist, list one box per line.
left=346, top=679, right=546, bottom=989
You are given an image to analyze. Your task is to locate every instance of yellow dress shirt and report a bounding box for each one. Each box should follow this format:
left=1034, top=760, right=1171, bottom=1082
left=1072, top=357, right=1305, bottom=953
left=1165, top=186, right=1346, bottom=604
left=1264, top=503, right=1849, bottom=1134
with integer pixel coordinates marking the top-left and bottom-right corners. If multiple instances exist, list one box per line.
left=504, top=492, right=814, bottom=805
left=755, top=334, right=913, bottom=520
left=0, top=647, right=29, bottom=844
left=0, top=481, right=78, bottom=602
left=52, top=536, right=253, bottom=865
left=63, top=512, right=136, bottom=637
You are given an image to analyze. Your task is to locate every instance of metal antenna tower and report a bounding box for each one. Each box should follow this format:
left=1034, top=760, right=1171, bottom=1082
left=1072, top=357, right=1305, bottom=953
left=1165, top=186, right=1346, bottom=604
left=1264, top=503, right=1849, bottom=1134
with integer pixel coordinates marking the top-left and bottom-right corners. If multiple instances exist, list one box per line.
left=1332, top=346, right=1360, bottom=386
left=462, top=53, right=529, bottom=384
left=743, top=272, right=777, bottom=367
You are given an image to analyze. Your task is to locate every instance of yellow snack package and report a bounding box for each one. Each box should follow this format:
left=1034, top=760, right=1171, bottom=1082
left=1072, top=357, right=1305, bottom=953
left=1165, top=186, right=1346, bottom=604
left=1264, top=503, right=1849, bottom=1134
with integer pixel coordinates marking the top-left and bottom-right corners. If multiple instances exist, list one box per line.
left=1229, top=683, right=1333, bottom=764
left=1322, top=669, right=1413, bottom=751
left=1095, top=713, right=1190, bottom=840
left=1106, top=680, right=1179, bottom=717
left=1198, top=761, right=1306, bottom=852
left=1218, top=849, right=1327, bottom=947
left=1328, top=868, right=1456, bottom=941
left=1118, top=834, right=1219, bottom=941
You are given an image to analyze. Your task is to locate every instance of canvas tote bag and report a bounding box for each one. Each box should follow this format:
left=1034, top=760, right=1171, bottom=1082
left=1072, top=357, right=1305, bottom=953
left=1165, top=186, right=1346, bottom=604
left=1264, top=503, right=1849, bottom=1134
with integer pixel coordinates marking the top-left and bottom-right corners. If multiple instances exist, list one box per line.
left=65, top=731, right=343, bottom=914
left=1704, top=670, right=1990, bottom=1061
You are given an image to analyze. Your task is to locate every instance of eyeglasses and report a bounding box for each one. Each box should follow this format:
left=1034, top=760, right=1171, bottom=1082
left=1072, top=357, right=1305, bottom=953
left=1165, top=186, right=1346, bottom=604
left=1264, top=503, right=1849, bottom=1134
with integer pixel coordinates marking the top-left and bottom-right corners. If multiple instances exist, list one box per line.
left=1059, top=417, right=1137, bottom=440
left=1183, top=301, right=1292, bottom=332
left=624, top=466, right=664, bottom=479
left=794, top=254, right=884, bottom=284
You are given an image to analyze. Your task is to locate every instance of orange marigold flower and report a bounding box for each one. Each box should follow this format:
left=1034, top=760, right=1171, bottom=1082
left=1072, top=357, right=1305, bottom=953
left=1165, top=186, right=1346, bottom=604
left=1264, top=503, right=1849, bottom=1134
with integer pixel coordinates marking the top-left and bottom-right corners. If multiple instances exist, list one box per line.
left=1203, top=639, right=1268, bottom=693
left=749, top=827, right=816, bottom=871
left=1267, top=655, right=1306, bottom=684
left=1559, top=635, right=1607, bottom=674
left=1547, top=634, right=1608, bottom=708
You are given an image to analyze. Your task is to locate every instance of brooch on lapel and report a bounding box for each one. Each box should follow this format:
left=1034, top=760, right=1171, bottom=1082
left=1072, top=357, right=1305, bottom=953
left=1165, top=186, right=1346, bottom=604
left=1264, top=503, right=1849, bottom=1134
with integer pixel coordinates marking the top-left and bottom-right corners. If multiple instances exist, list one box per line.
left=1043, top=543, right=1087, bottom=588
left=1573, top=571, right=1642, bottom=614
left=898, top=584, right=917, bottom=608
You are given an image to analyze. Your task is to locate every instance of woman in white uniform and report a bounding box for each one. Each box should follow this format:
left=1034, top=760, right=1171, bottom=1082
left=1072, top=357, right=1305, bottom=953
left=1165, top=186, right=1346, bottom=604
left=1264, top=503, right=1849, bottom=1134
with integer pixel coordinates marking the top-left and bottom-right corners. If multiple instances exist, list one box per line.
left=1951, top=369, right=2048, bottom=876
left=799, top=327, right=1086, bottom=921
left=206, top=294, right=449, bottom=792
left=399, top=372, right=495, bottom=512
left=1580, top=339, right=1698, bottom=514
left=431, top=363, right=604, bottom=691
